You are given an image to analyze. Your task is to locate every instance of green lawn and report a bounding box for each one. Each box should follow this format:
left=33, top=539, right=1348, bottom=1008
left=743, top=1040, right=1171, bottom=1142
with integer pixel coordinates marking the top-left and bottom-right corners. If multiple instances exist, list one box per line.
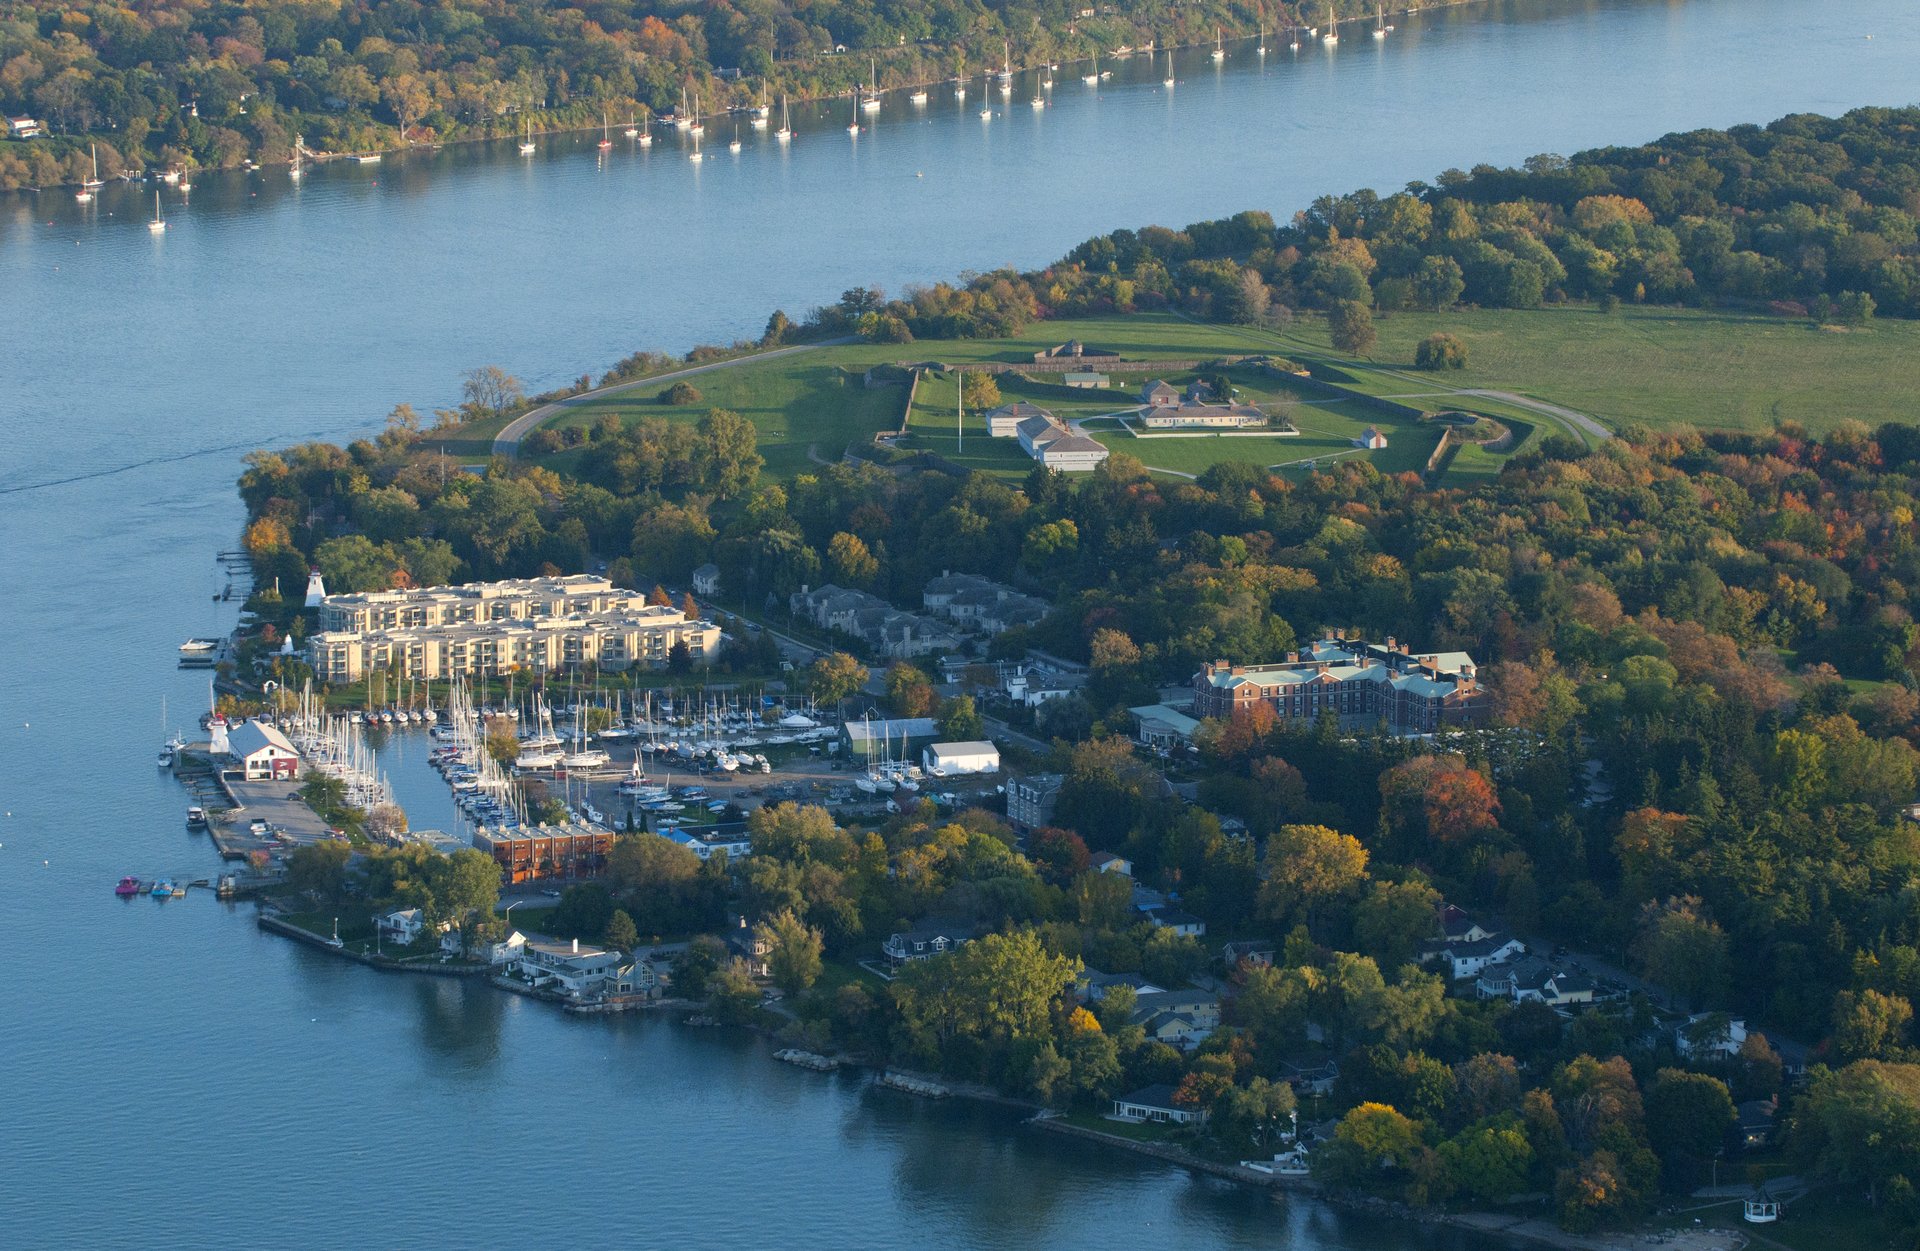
left=1274, top=305, right=1920, bottom=435
left=1682, top=1192, right=1891, bottom=1251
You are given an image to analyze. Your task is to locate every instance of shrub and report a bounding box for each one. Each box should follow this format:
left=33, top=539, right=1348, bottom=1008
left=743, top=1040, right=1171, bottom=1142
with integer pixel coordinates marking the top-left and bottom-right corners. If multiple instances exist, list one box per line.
left=1414, top=333, right=1469, bottom=371
left=662, top=381, right=702, bottom=406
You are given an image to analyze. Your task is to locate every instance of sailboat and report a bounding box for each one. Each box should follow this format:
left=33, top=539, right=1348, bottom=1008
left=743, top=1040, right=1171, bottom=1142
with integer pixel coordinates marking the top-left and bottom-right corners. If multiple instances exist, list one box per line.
left=1212, top=27, right=1226, bottom=60
left=1163, top=47, right=1176, bottom=88
left=676, top=88, right=694, bottom=130
left=76, top=144, right=103, bottom=201
left=1373, top=5, right=1389, bottom=38
left=290, top=134, right=306, bottom=178
left=519, top=119, right=536, bottom=154
left=1082, top=52, right=1099, bottom=85
left=846, top=93, right=860, bottom=135
left=999, top=42, right=1014, bottom=93
left=910, top=85, right=928, bottom=105
left=689, top=90, right=705, bottom=136
left=1324, top=7, right=1339, bottom=44
left=689, top=129, right=704, bottom=162
left=147, top=190, right=166, bottom=233
left=1258, top=24, right=1269, bottom=55
left=1290, top=25, right=1302, bottom=50
left=953, top=76, right=967, bottom=101
left=775, top=94, right=793, bottom=143
left=979, top=86, right=992, bottom=121
left=862, top=59, right=882, bottom=111
left=624, top=114, right=639, bottom=138
left=598, top=110, right=613, bottom=150
left=752, top=80, right=771, bottom=127
left=729, top=124, right=742, bottom=153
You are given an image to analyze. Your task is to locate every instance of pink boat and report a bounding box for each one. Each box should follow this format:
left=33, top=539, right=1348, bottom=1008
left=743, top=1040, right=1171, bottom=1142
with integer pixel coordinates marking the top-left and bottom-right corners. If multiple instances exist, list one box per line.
left=115, top=876, right=142, bottom=897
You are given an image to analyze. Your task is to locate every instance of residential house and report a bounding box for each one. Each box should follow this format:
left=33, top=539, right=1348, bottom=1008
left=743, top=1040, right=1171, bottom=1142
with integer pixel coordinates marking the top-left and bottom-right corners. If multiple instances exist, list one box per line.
left=1438, top=903, right=1491, bottom=944
left=1130, top=703, right=1201, bottom=751
left=1007, top=773, right=1064, bottom=834
left=226, top=720, right=301, bottom=781
left=1354, top=427, right=1389, bottom=450
left=881, top=919, right=973, bottom=967
left=1676, top=1013, right=1749, bottom=1061
left=1279, top=1060, right=1341, bottom=1097
left=1140, top=379, right=1181, bottom=408
left=1129, top=990, right=1222, bottom=1051
left=1192, top=636, right=1487, bottom=735
left=789, top=584, right=960, bottom=659
left=921, top=572, right=1049, bottom=636
left=472, top=821, right=613, bottom=885
left=1112, top=1084, right=1205, bottom=1126
left=983, top=401, right=1051, bottom=438
left=691, top=564, right=721, bottom=597
left=1005, top=668, right=1086, bottom=706
left=725, top=913, right=772, bottom=977
left=377, top=908, right=430, bottom=946
left=1477, top=957, right=1595, bottom=1007
left=1735, top=1098, right=1777, bottom=1150
left=1222, top=940, right=1277, bottom=971
left=510, top=937, right=625, bottom=997
left=482, top=931, right=528, bottom=965
left=8, top=116, right=44, bottom=139
left=666, top=829, right=753, bottom=862
left=1076, top=969, right=1165, bottom=1003
left=1089, top=852, right=1133, bottom=877
left=1147, top=908, right=1207, bottom=938
left=1433, top=932, right=1527, bottom=981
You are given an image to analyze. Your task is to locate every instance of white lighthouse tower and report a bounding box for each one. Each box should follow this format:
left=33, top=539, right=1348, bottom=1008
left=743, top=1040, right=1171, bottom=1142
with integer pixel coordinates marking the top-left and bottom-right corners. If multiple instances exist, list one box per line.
left=304, top=568, right=328, bottom=609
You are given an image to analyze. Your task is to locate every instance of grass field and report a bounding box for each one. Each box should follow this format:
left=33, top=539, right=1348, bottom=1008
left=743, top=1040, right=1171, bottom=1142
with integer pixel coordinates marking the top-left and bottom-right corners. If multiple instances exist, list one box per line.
left=1273, top=305, right=1920, bottom=435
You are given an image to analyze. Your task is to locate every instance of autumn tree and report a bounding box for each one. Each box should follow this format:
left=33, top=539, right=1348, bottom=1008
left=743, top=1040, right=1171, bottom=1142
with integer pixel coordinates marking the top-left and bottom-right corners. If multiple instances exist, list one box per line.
left=1258, top=823, right=1369, bottom=930
left=807, top=651, right=869, bottom=705
left=756, top=909, right=824, bottom=997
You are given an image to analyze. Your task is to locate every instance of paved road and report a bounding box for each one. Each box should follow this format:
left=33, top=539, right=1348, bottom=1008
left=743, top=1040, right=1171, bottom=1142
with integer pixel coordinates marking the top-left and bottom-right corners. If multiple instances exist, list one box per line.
left=1459, top=389, right=1613, bottom=445
left=492, top=338, right=853, bottom=458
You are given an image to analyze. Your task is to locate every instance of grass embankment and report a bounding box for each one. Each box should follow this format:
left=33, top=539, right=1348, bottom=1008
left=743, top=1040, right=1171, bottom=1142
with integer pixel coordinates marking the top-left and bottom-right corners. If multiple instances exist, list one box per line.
left=1279, top=305, right=1920, bottom=435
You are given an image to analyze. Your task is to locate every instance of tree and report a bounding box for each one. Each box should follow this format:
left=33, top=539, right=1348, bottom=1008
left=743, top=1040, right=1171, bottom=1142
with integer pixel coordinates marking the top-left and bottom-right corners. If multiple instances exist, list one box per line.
left=1833, top=989, right=1915, bottom=1061
left=1631, top=896, right=1730, bottom=1009
left=462, top=366, right=523, bottom=415
left=937, top=695, right=984, bottom=741
left=364, top=802, right=409, bottom=841
left=756, top=909, right=824, bottom=997
left=604, top=908, right=640, bottom=953
left=1258, top=823, right=1369, bottom=929
left=709, top=957, right=763, bottom=1024
left=1328, top=300, right=1377, bottom=355
left=662, top=381, right=702, bottom=405
left=287, top=840, right=352, bottom=902
left=827, top=531, right=878, bottom=585
left=960, top=373, right=1000, bottom=409
left=1354, top=878, right=1442, bottom=968
left=1439, top=1115, right=1534, bottom=1203
left=1412, top=255, right=1466, bottom=310
left=1644, top=1069, right=1734, bottom=1192
left=807, top=651, right=868, bottom=705
left=886, top=662, right=937, bottom=718
left=484, top=718, right=519, bottom=765
left=1793, top=1060, right=1920, bottom=1205
left=1414, top=333, right=1469, bottom=370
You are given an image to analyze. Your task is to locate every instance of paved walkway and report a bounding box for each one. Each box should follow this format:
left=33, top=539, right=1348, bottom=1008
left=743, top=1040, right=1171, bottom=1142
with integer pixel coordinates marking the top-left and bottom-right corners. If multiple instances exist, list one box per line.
left=492, top=338, right=853, bottom=458
left=1459, top=389, right=1613, bottom=445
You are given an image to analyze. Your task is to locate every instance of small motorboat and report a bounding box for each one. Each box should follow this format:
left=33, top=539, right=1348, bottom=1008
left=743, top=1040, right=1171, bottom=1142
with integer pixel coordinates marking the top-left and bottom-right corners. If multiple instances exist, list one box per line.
left=186, top=806, right=208, bottom=828
left=150, top=879, right=175, bottom=897
left=157, top=749, right=173, bottom=767
left=116, top=876, right=142, bottom=897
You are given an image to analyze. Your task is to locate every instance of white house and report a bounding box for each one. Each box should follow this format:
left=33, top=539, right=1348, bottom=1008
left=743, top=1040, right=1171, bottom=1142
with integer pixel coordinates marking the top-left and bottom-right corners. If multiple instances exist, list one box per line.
left=1112, top=1084, right=1205, bottom=1125
left=666, top=829, right=753, bottom=862
left=482, top=931, right=528, bottom=965
left=7, top=116, right=44, bottom=139
left=1146, top=908, right=1206, bottom=938
left=1089, top=852, right=1133, bottom=877
left=510, top=937, right=624, bottom=997
left=1435, top=932, right=1527, bottom=981
left=691, top=564, right=721, bottom=597
left=227, top=720, right=301, bottom=781
left=1676, top=1013, right=1749, bottom=1060
left=378, top=908, right=428, bottom=945
left=1477, top=957, right=1595, bottom=1007
left=1354, top=427, right=1388, bottom=450
left=922, top=741, right=1000, bottom=776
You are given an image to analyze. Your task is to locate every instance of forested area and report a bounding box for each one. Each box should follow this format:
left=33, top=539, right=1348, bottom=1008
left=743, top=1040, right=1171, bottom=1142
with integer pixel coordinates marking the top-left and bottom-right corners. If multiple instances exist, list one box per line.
left=4, top=0, right=1405, bottom=186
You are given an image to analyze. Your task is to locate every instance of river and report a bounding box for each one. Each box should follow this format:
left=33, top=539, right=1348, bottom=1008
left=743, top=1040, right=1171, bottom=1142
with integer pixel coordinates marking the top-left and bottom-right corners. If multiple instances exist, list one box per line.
left=0, top=0, right=1913, bottom=1245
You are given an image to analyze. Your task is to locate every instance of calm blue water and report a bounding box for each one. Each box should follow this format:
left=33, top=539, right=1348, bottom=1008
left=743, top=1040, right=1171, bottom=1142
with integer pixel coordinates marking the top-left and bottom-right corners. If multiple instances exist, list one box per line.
left=1, top=0, right=1915, bottom=1244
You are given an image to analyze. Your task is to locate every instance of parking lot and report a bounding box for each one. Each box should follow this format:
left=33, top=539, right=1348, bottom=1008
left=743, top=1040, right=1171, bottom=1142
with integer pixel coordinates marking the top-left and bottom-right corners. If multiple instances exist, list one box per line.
left=215, top=776, right=336, bottom=857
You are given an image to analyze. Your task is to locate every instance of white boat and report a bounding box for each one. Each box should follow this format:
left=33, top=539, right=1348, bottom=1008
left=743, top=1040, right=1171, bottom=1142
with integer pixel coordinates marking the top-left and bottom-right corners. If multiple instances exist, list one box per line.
left=1258, top=25, right=1268, bottom=55
left=515, top=749, right=561, bottom=770
left=847, top=95, right=860, bottom=135
left=909, top=88, right=928, bottom=104
left=728, top=125, right=742, bottom=153
left=1030, top=95, right=1045, bottom=109
left=563, top=748, right=611, bottom=770
left=1212, top=27, right=1226, bottom=60
left=776, top=94, right=792, bottom=143
left=624, top=116, right=640, bottom=138
left=953, top=78, right=966, bottom=100
left=754, top=79, right=772, bottom=122
left=1324, top=7, right=1339, bottom=44
left=688, top=131, right=704, bottom=162
left=979, top=91, right=992, bottom=121
left=1164, top=48, right=1175, bottom=88
left=290, top=136, right=306, bottom=179
left=354, top=152, right=382, bottom=164
left=147, top=191, right=166, bottom=233
left=999, top=42, right=1013, bottom=92
left=598, top=110, right=613, bottom=150
left=519, top=120, right=535, bottom=154
left=862, top=59, right=882, bottom=111
left=1082, top=53, right=1099, bottom=85
left=76, top=145, right=102, bottom=201
left=1373, top=6, right=1388, bottom=38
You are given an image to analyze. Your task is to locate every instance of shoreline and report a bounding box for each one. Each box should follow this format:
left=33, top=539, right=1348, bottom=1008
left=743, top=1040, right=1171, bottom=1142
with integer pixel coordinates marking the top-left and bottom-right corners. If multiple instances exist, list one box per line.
left=252, top=907, right=1747, bottom=1251
left=7, top=0, right=1504, bottom=193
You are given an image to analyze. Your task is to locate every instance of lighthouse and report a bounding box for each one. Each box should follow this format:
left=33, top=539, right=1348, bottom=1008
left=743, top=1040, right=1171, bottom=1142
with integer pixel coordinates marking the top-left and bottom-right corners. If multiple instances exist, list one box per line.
left=304, top=569, right=327, bottom=609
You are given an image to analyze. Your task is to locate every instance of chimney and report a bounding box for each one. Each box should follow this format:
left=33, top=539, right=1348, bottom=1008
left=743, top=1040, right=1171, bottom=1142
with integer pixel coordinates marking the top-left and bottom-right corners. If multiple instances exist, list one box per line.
left=572, top=938, right=579, bottom=954
left=1286, top=651, right=1298, bottom=663
left=1385, top=636, right=1396, bottom=651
